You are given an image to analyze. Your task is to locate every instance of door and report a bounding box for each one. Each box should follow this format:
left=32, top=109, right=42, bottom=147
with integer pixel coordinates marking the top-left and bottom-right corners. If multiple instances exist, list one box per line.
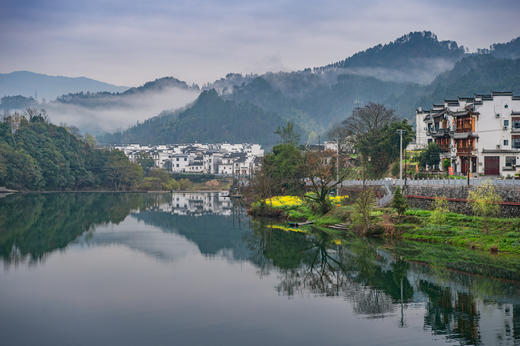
left=484, top=156, right=500, bottom=175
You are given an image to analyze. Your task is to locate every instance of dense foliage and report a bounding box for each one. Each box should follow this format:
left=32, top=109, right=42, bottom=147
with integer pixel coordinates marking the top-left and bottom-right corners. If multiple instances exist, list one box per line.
left=56, top=77, right=195, bottom=108
left=0, top=113, right=142, bottom=190
left=324, top=31, right=465, bottom=72
left=334, top=104, right=413, bottom=178
left=419, top=143, right=441, bottom=169
left=0, top=95, right=37, bottom=110
left=99, top=89, right=288, bottom=145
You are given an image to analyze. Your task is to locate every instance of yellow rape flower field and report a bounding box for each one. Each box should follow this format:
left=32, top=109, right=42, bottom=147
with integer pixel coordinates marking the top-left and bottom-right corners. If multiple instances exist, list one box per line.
left=263, top=195, right=349, bottom=209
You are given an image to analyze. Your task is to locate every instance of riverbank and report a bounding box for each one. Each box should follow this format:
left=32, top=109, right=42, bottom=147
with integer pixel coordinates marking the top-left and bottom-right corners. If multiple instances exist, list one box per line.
left=250, top=195, right=520, bottom=255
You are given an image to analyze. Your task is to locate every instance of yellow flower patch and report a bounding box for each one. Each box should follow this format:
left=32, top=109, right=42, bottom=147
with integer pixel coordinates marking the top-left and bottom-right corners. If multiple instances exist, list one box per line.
left=264, top=195, right=303, bottom=208
left=328, top=195, right=349, bottom=203
left=267, top=224, right=307, bottom=233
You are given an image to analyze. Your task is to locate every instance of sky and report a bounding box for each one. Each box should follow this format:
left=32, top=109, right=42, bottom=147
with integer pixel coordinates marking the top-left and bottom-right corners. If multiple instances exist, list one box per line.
left=1, top=0, right=519, bottom=87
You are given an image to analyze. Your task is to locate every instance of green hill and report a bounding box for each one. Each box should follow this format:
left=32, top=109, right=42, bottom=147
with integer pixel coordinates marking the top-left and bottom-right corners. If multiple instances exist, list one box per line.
left=99, top=89, right=291, bottom=145
left=0, top=114, right=142, bottom=190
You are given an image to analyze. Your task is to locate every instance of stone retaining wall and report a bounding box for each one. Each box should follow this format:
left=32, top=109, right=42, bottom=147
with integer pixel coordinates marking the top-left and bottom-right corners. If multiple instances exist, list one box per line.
left=339, top=184, right=520, bottom=217
left=403, top=185, right=520, bottom=218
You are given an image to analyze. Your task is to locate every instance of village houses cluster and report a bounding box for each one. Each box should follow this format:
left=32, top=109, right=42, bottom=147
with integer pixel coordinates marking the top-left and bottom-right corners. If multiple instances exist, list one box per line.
left=115, top=143, right=264, bottom=176
left=415, top=91, right=520, bottom=177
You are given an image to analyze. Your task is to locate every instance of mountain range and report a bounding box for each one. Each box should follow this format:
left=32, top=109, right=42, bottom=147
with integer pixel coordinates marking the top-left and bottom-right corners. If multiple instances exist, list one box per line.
left=2, top=31, right=520, bottom=145
left=0, top=71, right=128, bottom=101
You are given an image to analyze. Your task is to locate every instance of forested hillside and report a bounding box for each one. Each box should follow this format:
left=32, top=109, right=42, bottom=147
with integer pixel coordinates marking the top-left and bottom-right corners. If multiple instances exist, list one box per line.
left=0, top=113, right=142, bottom=190
left=101, top=31, right=519, bottom=146
left=99, top=89, right=290, bottom=145
left=55, top=77, right=198, bottom=108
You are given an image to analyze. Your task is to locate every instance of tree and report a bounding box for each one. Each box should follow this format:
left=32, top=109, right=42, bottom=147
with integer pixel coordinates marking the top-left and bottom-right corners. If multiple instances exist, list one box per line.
left=179, top=178, right=192, bottom=190
left=135, top=152, right=155, bottom=174
left=258, top=143, right=304, bottom=196
left=275, top=121, right=300, bottom=145
left=391, top=186, right=408, bottom=216
left=419, top=143, right=441, bottom=169
left=104, top=150, right=143, bottom=190
left=333, top=104, right=413, bottom=178
left=351, top=188, right=376, bottom=235
left=302, top=149, right=349, bottom=214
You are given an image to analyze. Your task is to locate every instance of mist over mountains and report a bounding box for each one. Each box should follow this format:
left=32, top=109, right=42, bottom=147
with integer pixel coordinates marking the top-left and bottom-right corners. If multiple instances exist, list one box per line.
left=2, top=31, right=520, bottom=145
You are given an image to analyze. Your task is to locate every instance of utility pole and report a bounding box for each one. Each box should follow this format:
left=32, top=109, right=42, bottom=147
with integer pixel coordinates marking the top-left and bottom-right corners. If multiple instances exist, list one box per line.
left=336, top=137, right=340, bottom=196
left=397, top=129, right=405, bottom=185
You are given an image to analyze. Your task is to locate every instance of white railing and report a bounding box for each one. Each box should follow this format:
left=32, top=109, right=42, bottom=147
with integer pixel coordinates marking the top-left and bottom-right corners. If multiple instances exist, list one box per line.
left=340, top=178, right=520, bottom=187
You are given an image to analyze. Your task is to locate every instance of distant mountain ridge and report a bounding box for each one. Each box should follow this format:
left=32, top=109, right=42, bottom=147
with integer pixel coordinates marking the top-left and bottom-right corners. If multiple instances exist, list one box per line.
left=0, top=71, right=128, bottom=100
left=98, top=89, right=288, bottom=145
left=55, top=77, right=199, bottom=109
left=4, top=30, right=519, bottom=146
left=100, top=31, right=520, bottom=146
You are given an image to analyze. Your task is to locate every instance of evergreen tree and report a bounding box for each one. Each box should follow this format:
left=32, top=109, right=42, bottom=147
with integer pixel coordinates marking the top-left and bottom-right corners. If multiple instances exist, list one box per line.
left=391, top=186, right=408, bottom=216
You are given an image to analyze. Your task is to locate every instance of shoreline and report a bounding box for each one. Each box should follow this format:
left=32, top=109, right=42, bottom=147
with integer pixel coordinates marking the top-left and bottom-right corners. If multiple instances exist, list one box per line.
left=0, top=189, right=230, bottom=194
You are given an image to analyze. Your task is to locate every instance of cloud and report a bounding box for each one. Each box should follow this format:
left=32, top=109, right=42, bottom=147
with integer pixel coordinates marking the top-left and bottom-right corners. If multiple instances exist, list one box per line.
left=44, top=86, right=200, bottom=134
left=1, top=0, right=519, bottom=86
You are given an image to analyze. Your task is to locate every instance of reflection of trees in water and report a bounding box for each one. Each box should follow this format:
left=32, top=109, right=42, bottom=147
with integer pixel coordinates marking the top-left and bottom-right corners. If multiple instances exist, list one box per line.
left=420, top=281, right=481, bottom=345
left=0, top=193, right=168, bottom=265
left=249, top=222, right=520, bottom=344
left=248, top=222, right=413, bottom=316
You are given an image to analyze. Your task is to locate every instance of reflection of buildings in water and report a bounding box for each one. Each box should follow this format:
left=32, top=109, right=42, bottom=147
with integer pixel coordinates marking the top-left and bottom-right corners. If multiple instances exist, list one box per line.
left=155, top=192, right=233, bottom=216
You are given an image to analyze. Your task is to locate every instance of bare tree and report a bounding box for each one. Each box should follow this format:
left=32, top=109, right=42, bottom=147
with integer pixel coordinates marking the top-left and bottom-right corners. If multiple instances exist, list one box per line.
left=302, top=149, right=350, bottom=214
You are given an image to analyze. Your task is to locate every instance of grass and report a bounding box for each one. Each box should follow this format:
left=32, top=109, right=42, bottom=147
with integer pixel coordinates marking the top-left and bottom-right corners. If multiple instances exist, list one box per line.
left=399, top=209, right=520, bottom=254
left=251, top=195, right=520, bottom=255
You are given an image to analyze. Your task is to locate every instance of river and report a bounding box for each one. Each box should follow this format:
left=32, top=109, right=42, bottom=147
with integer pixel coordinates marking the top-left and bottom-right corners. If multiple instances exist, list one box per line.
left=0, top=192, right=519, bottom=345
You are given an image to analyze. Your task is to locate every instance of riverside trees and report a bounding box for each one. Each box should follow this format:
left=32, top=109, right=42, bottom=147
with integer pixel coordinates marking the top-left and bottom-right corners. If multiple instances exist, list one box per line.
left=330, top=103, right=413, bottom=179
left=0, top=110, right=143, bottom=190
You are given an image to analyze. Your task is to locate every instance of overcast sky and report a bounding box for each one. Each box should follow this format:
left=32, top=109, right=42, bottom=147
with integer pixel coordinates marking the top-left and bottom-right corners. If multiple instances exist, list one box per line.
left=1, top=0, right=519, bottom=87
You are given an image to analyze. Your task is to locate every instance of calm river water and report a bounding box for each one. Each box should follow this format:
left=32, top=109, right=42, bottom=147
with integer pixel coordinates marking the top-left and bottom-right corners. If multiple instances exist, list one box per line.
left=1, top=192, right=520, bottom=345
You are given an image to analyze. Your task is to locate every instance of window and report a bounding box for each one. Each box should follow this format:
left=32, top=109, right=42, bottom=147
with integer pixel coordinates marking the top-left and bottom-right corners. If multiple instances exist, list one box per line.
left=506, top=156, right=516, bottom=167
left=504, top=119, right=509, bottom=127
left=184, top=158, right=187, bottom=161
left=176, top=158, right=179, bottom=161
left=505, top=104, right=509, bottom=109
left=514, top=120, right=520, bottom=129
left=513, top=138, right=520, bottom=149
left=504, top=139, right=509, bottom=146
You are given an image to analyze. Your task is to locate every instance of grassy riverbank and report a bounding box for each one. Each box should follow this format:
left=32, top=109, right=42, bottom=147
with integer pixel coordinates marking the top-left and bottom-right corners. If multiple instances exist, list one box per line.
left=251, top=195, right=520, bottom=255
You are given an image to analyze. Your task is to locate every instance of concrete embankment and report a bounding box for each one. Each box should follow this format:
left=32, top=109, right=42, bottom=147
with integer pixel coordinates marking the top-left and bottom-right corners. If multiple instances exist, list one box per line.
left=339, top=184, right=520, bottom=217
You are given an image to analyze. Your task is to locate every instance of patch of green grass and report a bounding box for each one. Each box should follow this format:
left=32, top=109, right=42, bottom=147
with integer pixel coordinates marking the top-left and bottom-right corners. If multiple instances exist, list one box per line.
left=400, top=209, right=520, bottom=254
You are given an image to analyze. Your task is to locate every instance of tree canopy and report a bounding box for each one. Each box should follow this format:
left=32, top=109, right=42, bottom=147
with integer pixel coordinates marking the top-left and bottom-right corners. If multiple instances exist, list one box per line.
left=0, top=111, right=142, bottom=191
left=334, top=103, right=413, bottom=178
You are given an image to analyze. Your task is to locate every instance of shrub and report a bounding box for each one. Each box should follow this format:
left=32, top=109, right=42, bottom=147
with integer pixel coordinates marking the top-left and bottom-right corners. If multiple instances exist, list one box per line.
left=468, top=181, right=501, bottom=218
left=391, top=186, right=407, bottom=216
left=429, top=198, right=449, bottom=225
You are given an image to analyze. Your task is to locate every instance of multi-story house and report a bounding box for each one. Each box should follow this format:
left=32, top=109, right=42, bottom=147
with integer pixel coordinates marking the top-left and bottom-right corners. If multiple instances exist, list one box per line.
left=418, top=91, right=520, bottom=177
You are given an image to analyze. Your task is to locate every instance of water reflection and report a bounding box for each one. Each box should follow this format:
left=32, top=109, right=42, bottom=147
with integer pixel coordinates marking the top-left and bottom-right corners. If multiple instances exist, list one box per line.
left=1, top=192, right=520, bottom=345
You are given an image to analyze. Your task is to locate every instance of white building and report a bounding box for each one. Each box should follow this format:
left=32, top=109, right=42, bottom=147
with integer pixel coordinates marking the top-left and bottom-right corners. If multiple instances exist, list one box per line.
left=115, top=143, right=264, bottom=176
left=417, top=91, right=520, bottom=177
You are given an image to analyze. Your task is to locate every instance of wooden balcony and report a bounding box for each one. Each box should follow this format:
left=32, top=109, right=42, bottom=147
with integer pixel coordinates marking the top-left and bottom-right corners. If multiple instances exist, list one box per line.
left=456, top=146, right=475, bottom=156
